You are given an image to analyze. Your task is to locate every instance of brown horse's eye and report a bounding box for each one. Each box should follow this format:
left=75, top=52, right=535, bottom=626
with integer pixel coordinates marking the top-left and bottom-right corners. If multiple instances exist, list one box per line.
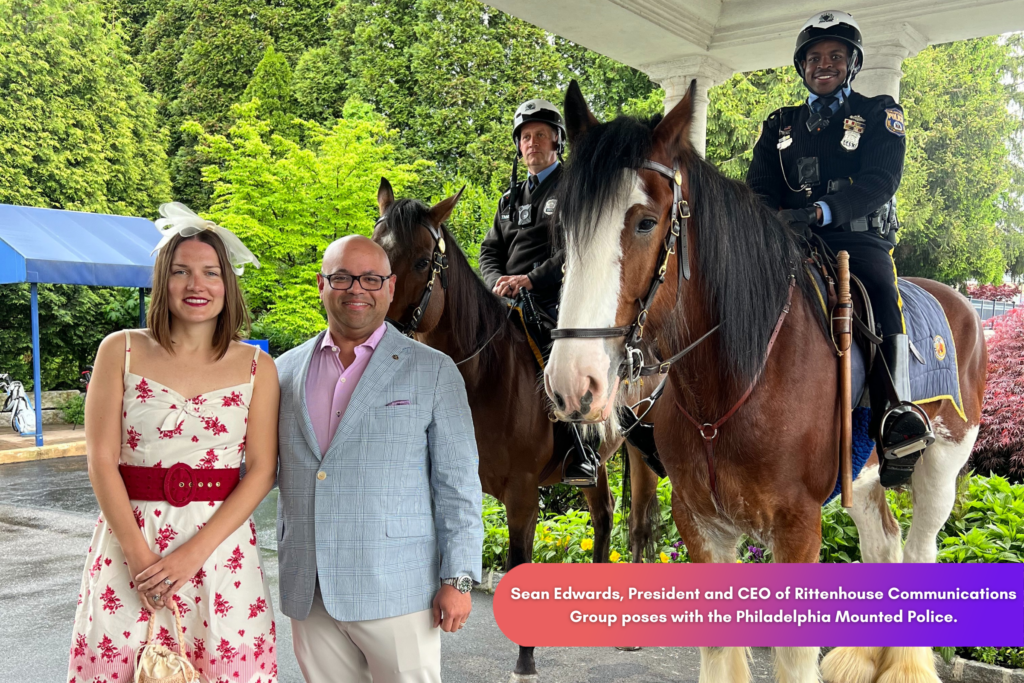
left=637, top=218, right=658, bottom=234
left=415, top=258, right=431, bottom=271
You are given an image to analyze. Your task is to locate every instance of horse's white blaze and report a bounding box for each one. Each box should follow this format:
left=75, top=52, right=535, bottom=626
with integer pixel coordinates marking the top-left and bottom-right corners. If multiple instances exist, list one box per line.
left=545, top=173, right=647, bottom=419
left=904, top=419, right=978, bottom=563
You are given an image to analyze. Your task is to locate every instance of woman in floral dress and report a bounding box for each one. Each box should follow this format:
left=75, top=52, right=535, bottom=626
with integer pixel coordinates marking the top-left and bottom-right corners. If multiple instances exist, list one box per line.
left=68, top=204, right=280, bottom=683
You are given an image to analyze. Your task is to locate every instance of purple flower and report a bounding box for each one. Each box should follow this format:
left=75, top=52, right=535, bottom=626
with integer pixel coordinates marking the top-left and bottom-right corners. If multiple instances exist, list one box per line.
left=673, top=541, right=682, bottom=548
left=670, top=552, right=679, bottom=560
left=748, top=545, right=764, bottom=559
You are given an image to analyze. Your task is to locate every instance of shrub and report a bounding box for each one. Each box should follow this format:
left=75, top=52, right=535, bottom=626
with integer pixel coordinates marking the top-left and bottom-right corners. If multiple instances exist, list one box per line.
left=57, top=393, right=85, bottom=426
left=971, top=309, right=1024, bottom=482
left=965, top=283, right=1021, bottom=302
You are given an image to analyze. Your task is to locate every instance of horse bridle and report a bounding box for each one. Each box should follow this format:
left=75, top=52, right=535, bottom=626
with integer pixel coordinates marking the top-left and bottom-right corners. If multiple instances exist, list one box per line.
left=550, top=159, right=719, bottom=390
left=377, top=213, right=449, bottom=336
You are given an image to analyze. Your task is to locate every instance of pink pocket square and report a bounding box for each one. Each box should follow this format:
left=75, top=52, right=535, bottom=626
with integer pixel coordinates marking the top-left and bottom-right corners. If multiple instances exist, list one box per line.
left=386, top=400, right=411, bottom=407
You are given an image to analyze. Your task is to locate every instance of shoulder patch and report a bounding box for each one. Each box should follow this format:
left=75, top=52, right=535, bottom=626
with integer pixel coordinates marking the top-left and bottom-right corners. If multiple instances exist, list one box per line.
left=884, top=108, right=906, bottom=137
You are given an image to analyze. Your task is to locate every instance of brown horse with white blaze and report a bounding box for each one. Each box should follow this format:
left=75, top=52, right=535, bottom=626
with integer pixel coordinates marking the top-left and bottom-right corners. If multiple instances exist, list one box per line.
left=372, top=178, right=663, bottom=681
left=544, top=81, right=987, bottom=683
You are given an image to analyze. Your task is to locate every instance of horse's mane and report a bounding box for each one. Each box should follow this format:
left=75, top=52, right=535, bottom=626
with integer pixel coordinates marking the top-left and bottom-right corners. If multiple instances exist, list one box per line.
left=382, top=198, right=510, bottom=365
left=560, top=114, right=816, bottom=383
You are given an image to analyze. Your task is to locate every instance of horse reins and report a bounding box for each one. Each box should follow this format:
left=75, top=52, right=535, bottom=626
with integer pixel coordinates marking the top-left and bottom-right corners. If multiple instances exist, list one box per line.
left=549, top=158, right=797, bottom=508
left=673, top=277, right=794, bottom=509
left=377, top=213, right=504, bottom=366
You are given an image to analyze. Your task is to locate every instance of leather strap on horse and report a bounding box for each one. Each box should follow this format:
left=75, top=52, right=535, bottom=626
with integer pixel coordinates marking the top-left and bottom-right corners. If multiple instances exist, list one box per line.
left=378, top=213, right=448, bottom=336
left=673, top=278, right=795, bottom=509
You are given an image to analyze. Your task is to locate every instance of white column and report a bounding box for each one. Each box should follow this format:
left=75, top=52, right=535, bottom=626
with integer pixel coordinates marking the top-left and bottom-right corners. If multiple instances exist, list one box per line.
left=642, top=56, right=734, bottom=157
left=854, top=24, right=928, bottom=101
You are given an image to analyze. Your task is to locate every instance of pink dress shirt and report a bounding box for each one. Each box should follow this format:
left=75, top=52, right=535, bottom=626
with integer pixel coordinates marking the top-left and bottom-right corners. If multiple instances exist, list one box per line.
left=304, top=323, right=387, bottom=456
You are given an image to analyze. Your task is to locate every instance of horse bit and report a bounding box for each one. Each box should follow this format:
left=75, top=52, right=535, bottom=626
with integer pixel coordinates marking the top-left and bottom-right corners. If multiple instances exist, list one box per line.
left=549, top=160, right=720, bottom=428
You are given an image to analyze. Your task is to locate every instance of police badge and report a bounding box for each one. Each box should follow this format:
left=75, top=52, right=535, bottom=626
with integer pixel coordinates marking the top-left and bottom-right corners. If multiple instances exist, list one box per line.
left=518, top=204, right=532, bottom=225
left=841, top=116, right=865, bottom=151
left=543, top=198, right=557, bottom=215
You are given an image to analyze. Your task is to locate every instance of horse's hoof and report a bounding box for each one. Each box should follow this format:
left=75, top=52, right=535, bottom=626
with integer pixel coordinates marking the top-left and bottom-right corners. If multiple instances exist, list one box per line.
left=509, top=674, right=540, bottom=683
left=616, top=646, right=642, bottom=651
left=820, top=647, right=878, bottom=683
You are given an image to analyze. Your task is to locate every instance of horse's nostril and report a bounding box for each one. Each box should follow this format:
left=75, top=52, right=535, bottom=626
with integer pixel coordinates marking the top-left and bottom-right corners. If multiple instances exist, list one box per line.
left=580, top=390, right=593, bottom=412
left=554, top=392, right=566, bottom=411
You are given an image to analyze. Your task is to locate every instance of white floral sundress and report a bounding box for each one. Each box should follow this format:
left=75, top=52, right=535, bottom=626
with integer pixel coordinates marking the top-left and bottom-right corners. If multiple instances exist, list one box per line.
left=67, top=331, right=277, bottom=683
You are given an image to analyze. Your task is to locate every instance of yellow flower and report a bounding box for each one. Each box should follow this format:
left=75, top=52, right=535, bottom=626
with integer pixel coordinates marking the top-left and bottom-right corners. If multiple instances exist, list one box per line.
left=580, top=538, right=594, bottom=551
left=660, top=551, right=670, bottom=564
left=610, top=550, right=621, bottom=563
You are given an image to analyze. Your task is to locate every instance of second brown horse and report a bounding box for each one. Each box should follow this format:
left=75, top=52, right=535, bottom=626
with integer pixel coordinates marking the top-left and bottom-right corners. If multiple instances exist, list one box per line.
left=373, top=179, right=662, bottom=680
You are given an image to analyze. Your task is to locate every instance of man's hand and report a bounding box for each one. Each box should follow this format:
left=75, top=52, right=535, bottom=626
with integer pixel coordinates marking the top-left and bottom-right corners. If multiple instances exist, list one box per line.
left=777, top=207, right=819, bottom=231
left=432, top=584, right=472, bottom=633
left=491, top=274, right=533, bottom=298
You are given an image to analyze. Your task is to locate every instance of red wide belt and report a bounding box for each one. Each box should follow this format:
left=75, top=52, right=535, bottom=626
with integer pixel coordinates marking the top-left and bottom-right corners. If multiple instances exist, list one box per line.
left=119, top=463, right=240, bottom=507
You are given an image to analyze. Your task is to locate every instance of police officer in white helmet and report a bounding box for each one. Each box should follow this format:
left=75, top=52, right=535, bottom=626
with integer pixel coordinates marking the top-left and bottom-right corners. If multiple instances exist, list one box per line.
left=479, top=98, right=599, bottom=487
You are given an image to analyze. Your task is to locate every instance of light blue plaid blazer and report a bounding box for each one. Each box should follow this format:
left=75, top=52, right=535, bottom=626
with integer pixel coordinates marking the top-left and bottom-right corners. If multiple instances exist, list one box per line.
left=275, top=324, right=483, bottom=622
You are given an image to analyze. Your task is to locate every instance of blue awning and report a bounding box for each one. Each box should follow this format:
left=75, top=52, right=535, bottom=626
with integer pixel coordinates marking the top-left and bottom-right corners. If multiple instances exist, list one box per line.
left=0, top=204, right=160, bottom=287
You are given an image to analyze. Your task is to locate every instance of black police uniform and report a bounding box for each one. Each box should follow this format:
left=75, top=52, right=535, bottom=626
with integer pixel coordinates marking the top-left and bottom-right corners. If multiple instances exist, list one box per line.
left=747, top=89, right=907, bottom=337
left=748, top=89, right=935, bottom=486
left=479, top=164, right=564, bottom=317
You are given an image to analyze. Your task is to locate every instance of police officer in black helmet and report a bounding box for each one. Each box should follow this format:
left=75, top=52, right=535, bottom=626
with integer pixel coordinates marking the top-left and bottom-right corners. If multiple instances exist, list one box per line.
left=479, top=98, right=600, bottom=487
left=747, top=10, right=934, bottom=487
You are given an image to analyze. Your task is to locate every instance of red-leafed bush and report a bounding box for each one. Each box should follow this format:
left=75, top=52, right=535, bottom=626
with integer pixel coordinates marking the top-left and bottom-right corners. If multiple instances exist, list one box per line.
left=970, top=308, right=1024, bottom=482
left=965, top=283, right=1021, bottom=302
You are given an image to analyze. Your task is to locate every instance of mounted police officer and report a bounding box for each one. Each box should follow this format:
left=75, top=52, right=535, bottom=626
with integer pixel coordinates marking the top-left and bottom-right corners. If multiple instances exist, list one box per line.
left=480, top=99, right=565, bottom=318
left=479, top=98, right=599, bottom=487
left=747, top=10, right=934, bottom=487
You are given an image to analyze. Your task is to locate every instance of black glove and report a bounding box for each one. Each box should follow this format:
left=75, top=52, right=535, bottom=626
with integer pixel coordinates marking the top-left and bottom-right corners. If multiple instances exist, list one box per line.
left=777, top=207, right=819, bottom=231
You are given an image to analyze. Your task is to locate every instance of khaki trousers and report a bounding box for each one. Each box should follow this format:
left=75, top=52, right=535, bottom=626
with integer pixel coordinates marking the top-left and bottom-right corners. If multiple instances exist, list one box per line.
left=292, top=583, right=441, bottom=683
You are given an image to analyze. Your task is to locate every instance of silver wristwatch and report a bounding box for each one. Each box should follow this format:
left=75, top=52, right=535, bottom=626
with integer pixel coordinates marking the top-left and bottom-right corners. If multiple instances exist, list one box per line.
left=441, top=576, right=473, bottom=594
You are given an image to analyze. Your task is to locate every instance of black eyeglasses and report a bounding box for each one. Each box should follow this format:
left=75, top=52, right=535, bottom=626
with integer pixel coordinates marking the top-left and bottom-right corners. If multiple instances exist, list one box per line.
left=321, top=273, right=393, bottom=291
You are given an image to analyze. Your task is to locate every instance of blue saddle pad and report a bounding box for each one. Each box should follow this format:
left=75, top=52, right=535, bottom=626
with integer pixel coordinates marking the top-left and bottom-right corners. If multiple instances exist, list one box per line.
left=805, top=271, right=964, bottom=503
left=899, top=278, right=966, bottom=420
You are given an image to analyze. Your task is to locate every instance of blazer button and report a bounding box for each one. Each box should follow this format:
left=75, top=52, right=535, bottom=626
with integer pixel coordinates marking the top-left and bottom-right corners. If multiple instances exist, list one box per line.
left=317, top=471, right=327, bottom=481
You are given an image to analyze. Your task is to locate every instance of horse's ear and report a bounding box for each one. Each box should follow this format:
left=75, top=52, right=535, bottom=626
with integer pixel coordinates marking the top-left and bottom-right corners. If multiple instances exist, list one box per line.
left=377, top=177, right=395, bottom=217
left=653, top=79, right=695, bottom=156
left=429, top=186, right=464, bottom=227
left=564, top=80, right=599, bottom=147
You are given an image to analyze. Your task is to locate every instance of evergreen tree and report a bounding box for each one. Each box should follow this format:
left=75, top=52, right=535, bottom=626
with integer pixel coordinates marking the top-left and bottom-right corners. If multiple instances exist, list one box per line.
left=0, top=0, right=169, bottom=214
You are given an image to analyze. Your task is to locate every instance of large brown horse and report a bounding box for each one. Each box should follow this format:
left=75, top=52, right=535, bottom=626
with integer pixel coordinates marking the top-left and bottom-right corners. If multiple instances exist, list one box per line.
left=372, top=179, right=663, bottom=680
left=544, top=81, right=987, bottom=683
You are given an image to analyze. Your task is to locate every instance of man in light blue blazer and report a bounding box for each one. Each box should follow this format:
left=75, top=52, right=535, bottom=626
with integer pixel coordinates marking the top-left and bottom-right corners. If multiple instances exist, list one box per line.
left=276, top=235, right=483, bottom=683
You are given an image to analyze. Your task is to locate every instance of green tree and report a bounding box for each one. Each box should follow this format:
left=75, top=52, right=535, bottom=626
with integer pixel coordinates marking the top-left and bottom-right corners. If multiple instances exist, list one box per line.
left=188, top=99, right=430, bottom=351
left=0, top=0, right=169, bottom=214
left=135, top=0, right=334, bottom=208
left=244, top=45, right=298, bottom=136
left=0, top=285, right=137, bottom=390
left=895, top=38, right=1021, bottom=285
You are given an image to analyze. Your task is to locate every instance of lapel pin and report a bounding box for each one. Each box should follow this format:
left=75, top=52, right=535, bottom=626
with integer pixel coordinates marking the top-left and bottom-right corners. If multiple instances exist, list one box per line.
left=392, top=354, right=399, bottom=360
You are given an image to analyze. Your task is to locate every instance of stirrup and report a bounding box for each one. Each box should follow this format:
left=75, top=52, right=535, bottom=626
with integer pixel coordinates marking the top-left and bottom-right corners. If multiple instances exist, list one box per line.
left=879, top=402, right=934, bottom=460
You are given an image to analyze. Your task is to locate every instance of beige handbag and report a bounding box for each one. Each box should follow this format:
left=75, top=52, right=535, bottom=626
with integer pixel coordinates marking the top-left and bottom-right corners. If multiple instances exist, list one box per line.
left=135, top=600, right=201, bottom=683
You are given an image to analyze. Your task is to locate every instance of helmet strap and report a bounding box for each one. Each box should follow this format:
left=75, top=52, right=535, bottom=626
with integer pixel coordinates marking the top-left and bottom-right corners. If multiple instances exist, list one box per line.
left=509, top=154, right=520, bottom=209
